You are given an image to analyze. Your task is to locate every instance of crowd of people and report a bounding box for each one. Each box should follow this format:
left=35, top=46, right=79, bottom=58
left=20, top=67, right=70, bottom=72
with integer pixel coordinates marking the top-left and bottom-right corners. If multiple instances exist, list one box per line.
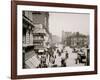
left=25, top=45, right=89, bottom=68
left=37, top=47, right=69, bottom=68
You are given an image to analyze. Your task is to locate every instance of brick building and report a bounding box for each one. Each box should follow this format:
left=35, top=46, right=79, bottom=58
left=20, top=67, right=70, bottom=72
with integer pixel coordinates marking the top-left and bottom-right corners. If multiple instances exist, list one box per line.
left=62, top=31, right=89, bottom=48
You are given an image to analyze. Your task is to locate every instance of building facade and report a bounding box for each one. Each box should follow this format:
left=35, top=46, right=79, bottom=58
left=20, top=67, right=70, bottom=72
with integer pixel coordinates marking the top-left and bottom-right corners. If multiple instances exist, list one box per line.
left=22, top=11, right=51, bottom=68
left=62, top=31, right=72, bottom=45
left=62, top=31, right=89, bottom=48
left=32, top=11, right=50, bottom=50
left=22, top=11, right=50, bottom=50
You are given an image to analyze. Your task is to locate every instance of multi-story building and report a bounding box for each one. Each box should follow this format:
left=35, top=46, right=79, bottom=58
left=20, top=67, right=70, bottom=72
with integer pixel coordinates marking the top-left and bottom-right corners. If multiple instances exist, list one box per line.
left=22, top=11, right=51, bottom=68
left=22, top=11, right=50, bottom=50
left=69, top=32, right=89, bottom=48
left=62, top=31, right=89, bottom=48
left=62, top=31, right=72, bottom=45
left=32, top=11, right=50, bottom=50
left=32, top=12, right=49, bottom=30
left=50, top=35, right=61, bottom=47
left=32, top=24, right=46, bottom=50
left=23, top=11, right=34, bottom=47
left=22, top=11, right=35, bottom=68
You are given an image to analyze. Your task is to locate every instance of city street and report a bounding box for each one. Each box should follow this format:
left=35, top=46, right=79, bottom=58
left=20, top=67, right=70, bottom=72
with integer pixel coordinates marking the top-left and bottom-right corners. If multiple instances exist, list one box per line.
left=24, top=45, right=88, bottom=68
left=22, top=11, right=89, bottom=69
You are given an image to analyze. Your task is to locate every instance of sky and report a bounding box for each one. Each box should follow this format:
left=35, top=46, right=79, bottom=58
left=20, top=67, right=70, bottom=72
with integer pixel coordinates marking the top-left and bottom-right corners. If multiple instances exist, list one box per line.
left=49, top=12, right=90, bottom=38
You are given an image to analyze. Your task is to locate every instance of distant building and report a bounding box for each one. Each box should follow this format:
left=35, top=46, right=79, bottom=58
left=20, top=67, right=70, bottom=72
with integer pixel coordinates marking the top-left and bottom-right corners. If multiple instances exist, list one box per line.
left=50, top=35, right=61, bottom=47
left=62, top=31, right=89, bottom=48
left=69, top=32, right=89, bottom=48
left=62, top=31, right=72, bottom=45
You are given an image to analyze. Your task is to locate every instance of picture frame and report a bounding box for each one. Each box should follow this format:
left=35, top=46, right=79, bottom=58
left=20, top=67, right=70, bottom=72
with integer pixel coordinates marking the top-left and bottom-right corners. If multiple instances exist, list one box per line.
left=11, top=0, right=97, bottom=79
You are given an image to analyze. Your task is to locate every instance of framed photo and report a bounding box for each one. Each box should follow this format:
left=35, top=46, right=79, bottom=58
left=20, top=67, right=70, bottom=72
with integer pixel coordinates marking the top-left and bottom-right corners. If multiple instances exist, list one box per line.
left=11, top=1, right=97, bottom=79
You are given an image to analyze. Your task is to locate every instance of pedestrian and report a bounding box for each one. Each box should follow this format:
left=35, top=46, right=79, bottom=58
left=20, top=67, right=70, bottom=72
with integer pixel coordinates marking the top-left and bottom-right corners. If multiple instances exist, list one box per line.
left=48, top=55, right=55, bottom=67
left=61, top=58, right=66, bottom=67
left=55, top=49, right=62, bottom=67
left=37, top=56, right=47, bottom=68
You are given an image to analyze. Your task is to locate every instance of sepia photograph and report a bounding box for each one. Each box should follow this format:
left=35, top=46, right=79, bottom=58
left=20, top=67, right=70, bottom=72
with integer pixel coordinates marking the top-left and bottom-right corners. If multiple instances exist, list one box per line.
left=11, top=1, right=97, bottom=79
left=22, top=11, right=90, bottom=69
